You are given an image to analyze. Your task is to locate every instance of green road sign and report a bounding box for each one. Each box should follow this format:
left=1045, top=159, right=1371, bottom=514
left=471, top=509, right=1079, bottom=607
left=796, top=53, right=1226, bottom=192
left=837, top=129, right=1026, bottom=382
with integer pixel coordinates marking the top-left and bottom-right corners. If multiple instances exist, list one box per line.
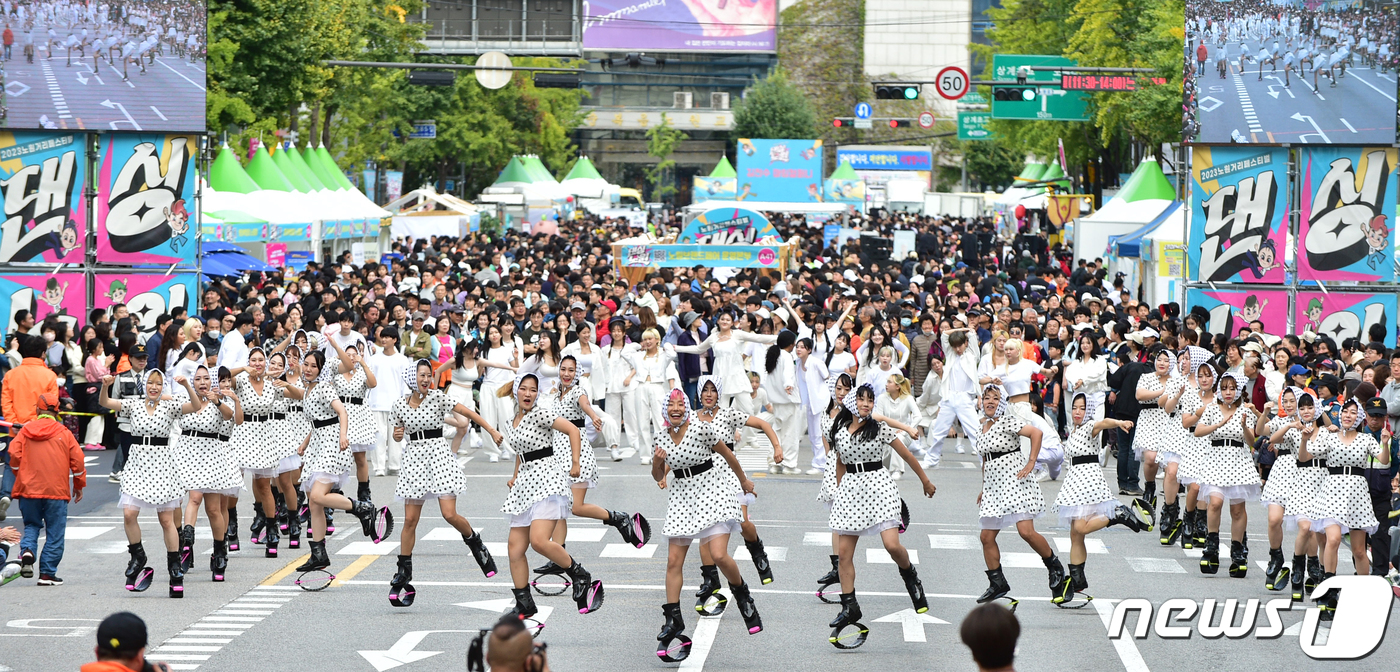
left=961, top=91, right=987, bottom=105
left=989, top=55, right=1090, bottom=122
left=958, top=112, right=995, bottom=141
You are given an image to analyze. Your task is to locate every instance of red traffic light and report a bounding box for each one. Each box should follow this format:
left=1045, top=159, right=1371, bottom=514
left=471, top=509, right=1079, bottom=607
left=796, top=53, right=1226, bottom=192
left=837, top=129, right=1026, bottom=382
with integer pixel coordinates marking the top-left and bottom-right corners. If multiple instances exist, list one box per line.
left=833, top=118, right=844, bottom=127
left=888, top=119, right=911, bottom=128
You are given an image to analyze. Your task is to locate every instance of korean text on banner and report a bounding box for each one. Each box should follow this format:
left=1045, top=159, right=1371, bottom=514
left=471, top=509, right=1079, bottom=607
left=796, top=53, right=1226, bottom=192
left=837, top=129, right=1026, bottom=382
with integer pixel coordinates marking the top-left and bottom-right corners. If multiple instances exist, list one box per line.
left=620, top=244, right=782, bottom=268
left=581, top=1, right=776, bottom=52
left=1188, top=146, right=1289, bottom=284
left=0, top=132, right=88, bottom=264
left=95, top=135, right=199, bottom=266
left=736, top=139, right=823, bottom=203
left=1296, top=291, right=1398, bottom=348
left=0, top=273, right=86, bottom=341
left=1298, top=147, right=1398, bottom=283
left=93, top=275, right=198, bottom=335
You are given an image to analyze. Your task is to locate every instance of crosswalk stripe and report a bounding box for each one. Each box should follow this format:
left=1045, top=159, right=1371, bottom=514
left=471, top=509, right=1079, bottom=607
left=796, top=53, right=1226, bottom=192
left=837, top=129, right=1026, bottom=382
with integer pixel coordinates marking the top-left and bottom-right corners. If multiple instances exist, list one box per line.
left=1125, top=557, right=1186, bottom=573
left=733, top=545, right=787, bottom=562
left=1053, top=537, right=1108, bottom=554
left=600, top=543, right=658, bottom=558
left=867, top=549, right=918, bottom=565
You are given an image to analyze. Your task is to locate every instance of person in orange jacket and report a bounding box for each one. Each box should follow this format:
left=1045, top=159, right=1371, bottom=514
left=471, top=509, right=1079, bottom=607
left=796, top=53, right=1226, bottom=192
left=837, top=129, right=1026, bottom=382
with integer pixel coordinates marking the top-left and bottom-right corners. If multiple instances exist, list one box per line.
left=81, top=612, right=172, bottom=672
left=9, top=392, right=85, bottom=585
left=2, top=334, right=60, bottom=521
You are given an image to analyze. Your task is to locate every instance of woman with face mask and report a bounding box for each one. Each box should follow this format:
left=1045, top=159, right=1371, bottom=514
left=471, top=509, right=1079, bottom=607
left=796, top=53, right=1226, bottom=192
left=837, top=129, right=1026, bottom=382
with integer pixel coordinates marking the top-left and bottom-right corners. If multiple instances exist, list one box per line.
left=1192, top=371, right=1260, bottom=578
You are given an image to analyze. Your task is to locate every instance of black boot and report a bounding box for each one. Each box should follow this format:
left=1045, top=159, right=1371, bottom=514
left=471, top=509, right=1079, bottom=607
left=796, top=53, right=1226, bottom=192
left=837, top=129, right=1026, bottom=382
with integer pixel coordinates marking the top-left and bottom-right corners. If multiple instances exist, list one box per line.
left=263, top=517, right=280, bottom=558
left=178, top=524, right=195, bottom=572
left=1228, top=540, right=1248, bottom=578
left=899, top=564, right=928, bottom=613
left=1069, top=562, right=1088, bottom=593
left=1181, top=509, right=1197, bottom=549
left=273, top=489, right=289, bottom=532
left=1316, top=571, right=1338, bottom=621
left=1044, top=553, right=1067, bottom=590
left=1290, top=554, right=1306, bottom=600
left=506, top=587, right=538, bottom=620
left=1265, top=548, right=1288, bottom=590
left=167, top=551, right=184, bottom=598
left=829, top=592, right=863, bottom=633
left=533, top=543, right=564, bottom=574
left=695, top=564, right=722, bottom=604
left=225, top=507, right=240, bottom=552
left=729, top=581, right=762, bottom=634
left=566, top=560, right=603, bottom=614
left=1305, top=556, right=1323, bottom=595
left=816, top=554, right=840, bottom=585
left=1191, top=511, right=1207, bottom=548
left=287, top=508, right=302, bottom=549
left=1158, top=503, right=1183, bottom=545
left=295, top=540, right=330, bottom=572
left=1108, top=503, right=1149, bottom=532
left=745, top=538, right=774, bottom=585
left=249, top=503, right=267, bottom=544
left=605, top=509, right=650, bottom=547
left=977, top=568, right=1011, bottom=603
left=389, top=555, right=414, bottom=606
left=296, top=489, right=309, bottom=525
left=1200, top=532, right=1220, bottom=574
left=462, top=531, right=498, bottom=577
left=348, top=500, right=393, bottom=542
left=657, top=602, right=686, bottom=644
left=211, top=540, right=228, bottom=582
left=357, top=480, right=373, bottom=505
left=124, top=543, right=147, bottom=590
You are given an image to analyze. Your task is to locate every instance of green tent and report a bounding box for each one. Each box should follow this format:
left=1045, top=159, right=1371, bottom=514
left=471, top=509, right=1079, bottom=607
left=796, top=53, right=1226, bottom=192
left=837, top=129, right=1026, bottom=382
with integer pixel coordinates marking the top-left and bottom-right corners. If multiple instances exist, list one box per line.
left=829, top=160, right=858, bottom=180
left=1037, top=162, right=1071, bottom=193
left=270, top=145, right=312, bottom=192
left=245, top=145, right=294, bottom=192
left=494, top=156, right=536, bottom=185
left=302, top=144, right=339, bottom=188
left=563, top=156, right=604, bottom=181
left=208, top=145, right=260, bottom=194
left=1014, top=162, right=1046, bottom=183
left=1114, top=157, right=1176, bottom=202
left=709, top=156, right=736, bottom=178
left=522, top=155, right=558, bottom=183
left=314, top=144, right=356, bottom=190
left=285, top=145, right=329, bottom=191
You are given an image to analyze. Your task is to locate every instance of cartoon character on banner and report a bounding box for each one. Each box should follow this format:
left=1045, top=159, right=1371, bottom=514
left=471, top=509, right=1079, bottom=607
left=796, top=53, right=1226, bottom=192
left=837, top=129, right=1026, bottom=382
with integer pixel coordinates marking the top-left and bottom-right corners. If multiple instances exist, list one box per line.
left=1304, top=150, right=1392, bottom=274
left=1197, top=169, right=1278, bottom=281
left=107, top=137, right=192, bottom=255
left=1232, top=294, right=1268, bottom=330
left=40, top=278, right=69, bottom=318
left=1364, top=215, right=1390, bottom=270
left=0, top=149, right=80, bottom=264
left=103, top=279, right=128, bottom=305
left=1302, top=297, right=1324, bottom=333
left=45, top=218, right=81, bottom=259
left=1245, top=238, right=1282, bottom=278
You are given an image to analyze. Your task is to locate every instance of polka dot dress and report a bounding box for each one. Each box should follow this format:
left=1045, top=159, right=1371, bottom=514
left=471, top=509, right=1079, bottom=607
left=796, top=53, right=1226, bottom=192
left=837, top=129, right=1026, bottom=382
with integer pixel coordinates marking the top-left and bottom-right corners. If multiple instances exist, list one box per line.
left=657, top=420, right=742, bottom=539
left=119, top=398, right=186, bottom=509
left=1054, top=421, right=1117, bottom=525
left=231, top=373, right=286, bottom=471
left=1285, top=429, right=1329, bottom=527
left=1260, top=415, right=1301, bottom=507
left=335, top=367, right=377, bottom=449
left=268, top=386, right=306, bottom=469
left=390, top=390, right=468, bottom=501
left=827, top=419, right=903, bottom=535
left=1158, top=377, right=1191, bottom=465
left=553, top=383, right=598, bottom=488
left=500, top=401, right=573, bottom=518
left=816, top=413, right=838, bottom=505
left=1175, top=386, right=1209, bottom=485
left=697, top=405, right=754, bottom=507
left=976, top=413, right=1045, bottom=529
left=1132, top=374, right=1172, bottom=459
left=1197, top=403, right=1261, bottom=503
left=1304, top=430, right=1383, bottom=534
left=174, top=399, right=243, bottom=495
left=300, top=381, right=354, bottom=489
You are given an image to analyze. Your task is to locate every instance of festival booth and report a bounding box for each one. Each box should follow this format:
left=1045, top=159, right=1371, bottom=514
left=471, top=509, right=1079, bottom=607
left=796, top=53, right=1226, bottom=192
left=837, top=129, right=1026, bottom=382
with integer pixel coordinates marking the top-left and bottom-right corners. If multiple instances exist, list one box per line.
left=612, top=206, right=795, bottom=286
left=825, top=160, right=866, bottom=212
left=993, top=162, right=1046, bottom=231
left=479, top=156, right=569, bottom=229
left=383, top=188, right=482, bottom=240
left=1078, top=156, right=1178, bottom=272
left=692, top=156, right=738, bottom=204
left=561, top=156, right=620, bottom=213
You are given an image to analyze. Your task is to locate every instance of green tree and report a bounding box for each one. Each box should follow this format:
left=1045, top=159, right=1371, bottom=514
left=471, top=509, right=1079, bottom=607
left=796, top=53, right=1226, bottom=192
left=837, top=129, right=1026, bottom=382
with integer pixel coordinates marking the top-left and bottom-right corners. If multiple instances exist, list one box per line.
left=963, top=140, right=1025, bottom=192
left=731, top=68, right=819, bottom=141
left=645, top=114, right=688, bottom=203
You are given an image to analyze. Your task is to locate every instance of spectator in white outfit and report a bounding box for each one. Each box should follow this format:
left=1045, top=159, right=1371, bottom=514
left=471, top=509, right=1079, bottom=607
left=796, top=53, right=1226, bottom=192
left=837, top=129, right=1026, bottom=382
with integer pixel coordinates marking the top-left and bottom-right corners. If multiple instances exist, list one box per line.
left=925, top=327, right=982, bottom=467
left=794, top=337, right=830, bottom=475
left=366, top=327, right=410, bottom=475
left=760, top=331, right=802, bottom=474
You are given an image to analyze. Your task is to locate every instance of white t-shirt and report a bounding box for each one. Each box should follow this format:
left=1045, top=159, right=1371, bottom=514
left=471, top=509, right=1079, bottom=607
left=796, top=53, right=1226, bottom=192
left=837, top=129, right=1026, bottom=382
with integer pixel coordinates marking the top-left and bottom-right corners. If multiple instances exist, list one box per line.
left=366, top=349, right=411, bottom=412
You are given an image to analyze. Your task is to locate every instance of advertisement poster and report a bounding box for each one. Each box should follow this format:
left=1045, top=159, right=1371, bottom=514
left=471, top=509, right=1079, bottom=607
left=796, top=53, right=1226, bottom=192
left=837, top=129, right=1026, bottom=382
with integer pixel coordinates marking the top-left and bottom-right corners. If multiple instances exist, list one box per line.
left=0, top=273, right=86, bottom=341
left=833, top=147, right=933, bottom=172
left=1298, top=147, right=1397, bottom=282
left=678, top=207, right=777, bottom=244
left=582, top=1, right=776, bottom=52
left=1187, top=146, right=1288, bottom=284
left=0, top=132, right=88, bottom=264
left=826, top=179, right=866, bottom=208
left=267, top=243, right=287, bottom=268
left=620, top=244, right=781, bottom=268
left=736, top=139, right=823, bottom=202
left=95, top=135, right=199, bottom=266
left=1185, top=288, right=1290, bottom=338
left=692, top=176, right=737, bottom=203
left=93, top=275, right=198, bottom=335
left=1296, top=291, right=1398, bottom=347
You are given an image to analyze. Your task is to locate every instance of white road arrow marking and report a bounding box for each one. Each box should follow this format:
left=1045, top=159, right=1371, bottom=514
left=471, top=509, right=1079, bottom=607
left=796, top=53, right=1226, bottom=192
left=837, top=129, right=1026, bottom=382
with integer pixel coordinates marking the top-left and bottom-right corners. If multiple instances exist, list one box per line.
left=357, top=630, right=476, bottom=672
left=872, top=608, right=948, bottom=642
left=454, top=598, right=555, bottom=624
left=100, top=99, right=141, bottom=130
left=1289, top=112, right=1330, bottom=143
left=76, top=71, right=88, bottom=85
left=1264, top=76, right=1294, bottom=99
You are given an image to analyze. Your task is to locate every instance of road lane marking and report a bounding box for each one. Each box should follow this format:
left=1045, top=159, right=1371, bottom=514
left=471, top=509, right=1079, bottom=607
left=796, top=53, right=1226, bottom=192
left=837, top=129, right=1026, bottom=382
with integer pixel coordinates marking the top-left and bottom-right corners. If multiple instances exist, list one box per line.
left=158, top=58, right=206, bottom=90
left=331, top=554, right=382, bottom=586
left=260, top=554, right=310, bottom=585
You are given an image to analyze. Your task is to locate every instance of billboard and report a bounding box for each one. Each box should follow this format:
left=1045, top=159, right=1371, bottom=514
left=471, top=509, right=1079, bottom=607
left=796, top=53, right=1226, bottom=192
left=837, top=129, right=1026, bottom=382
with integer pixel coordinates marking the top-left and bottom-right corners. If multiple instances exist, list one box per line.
left=620, top=243, right=782, bottom=268
left=736, top=139, right=823, bottom=203
left=1185, top=288, right=1290, bottom=338
left=1296, top=291, right=1398, bottom=347
left=0, top=131, right=88, bottom=264
left=678, top=207, right=777, bottom=244
left=692, top=176, right=737, bottom=203
left=834, top=147, right=933, bottom=172
left=1183, top=1, right=1394, bottom=144
left=1187, top=146, right=1288, bottom=284
left=0, top=273, right=86, bottom=342
left=1, top=2, right=206, bottom=132
left=581, top=1, right=777, bottom=52
left=95, top=134, right=198, bottom=266
left=1298, top=147, right=1397, bottom=282
left=93, top=274, right=198, bottom=336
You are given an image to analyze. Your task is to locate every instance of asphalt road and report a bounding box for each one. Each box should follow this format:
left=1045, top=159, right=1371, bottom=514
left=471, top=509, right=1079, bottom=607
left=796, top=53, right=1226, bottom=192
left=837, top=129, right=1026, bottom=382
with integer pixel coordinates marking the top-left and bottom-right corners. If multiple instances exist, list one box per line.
left=1192, top=42, right=1396, bottom=144
left=4, top=443, right=1399, bottom=672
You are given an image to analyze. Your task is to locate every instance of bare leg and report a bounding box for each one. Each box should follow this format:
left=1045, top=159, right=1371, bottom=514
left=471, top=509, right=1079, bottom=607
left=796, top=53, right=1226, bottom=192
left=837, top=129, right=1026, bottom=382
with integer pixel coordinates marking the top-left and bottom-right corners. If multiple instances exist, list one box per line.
left=122, top=507, right=142, bottom=544
left=400, top=502, right=422, bottom=555
left=203, top=494, right=227, bottom=540
left=980, top=529, right=1002, bottom=569
left=837, top=533, right=859, bottom=592
left=156, top=510, right=179, bottom=551
left=707, top=533, right=744, bottom=584
left=1070, top=516, right=1111, bottom=564
left=1015, top=519, right=1054, bottom=557
left=664, top=541, right=689, bottom=603
left=1229, top=502, right=1247, bottom=542
left=879, top=527, right=911, bottom=568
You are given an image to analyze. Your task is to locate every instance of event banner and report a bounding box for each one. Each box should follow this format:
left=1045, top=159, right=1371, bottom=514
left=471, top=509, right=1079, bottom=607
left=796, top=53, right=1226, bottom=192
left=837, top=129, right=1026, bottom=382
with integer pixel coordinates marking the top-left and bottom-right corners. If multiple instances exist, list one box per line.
left=620, top=244, right=781, bottom=268
left=678, top=207, right=778, bottom=244
left=833, top=147, right=933, bottom=172
left=736, top=139, right=823, bottom=202
left=1296, top=291, right=1398, bottom=347
left=93, top=274, right=198, bottom=335
left=96, top=135, right=199, bottom=266
left=1187, top=146, right=1288, bottom=284
left=0, top=132, right=89, bottom=264
left=826, top=179, right=866, bottom=208
left=581, top=1, right=777, bottom=52
left=0, top=273, right=86, bottom=341
left=692, top=176, right=737, bottom=203
left=1184, top=288, right=1290, bottom=337
left=1298, top=147, right=1397, bottom=282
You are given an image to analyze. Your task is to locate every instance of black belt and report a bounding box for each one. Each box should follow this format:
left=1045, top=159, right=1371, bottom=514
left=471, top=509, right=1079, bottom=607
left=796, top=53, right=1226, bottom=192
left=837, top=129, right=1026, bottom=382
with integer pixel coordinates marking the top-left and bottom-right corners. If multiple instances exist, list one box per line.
left=1071, top=455, right=1099, bottom=466
left=522, top=446, right=554, bottom=462
left=313, top=417, right=339, bottom=429
left=247, top=413, right=286, bottom=422
left=985, top=449, right=1020, bottom=462
left=133, top=436, right=169, bottom=446
left=569, top=418, right=585, bottom=428
left=672, top=458, right=713, bottom=480
left=1274, top=447, right=1293, bottom=456
left=287, top=403, right=301, bottom=412
left=340, top=396, right=364, bottom=405
left=1327, top=466, right=1361, bottom=476
left=724, top=441, right=735, bottom=450
left=1297, top=458, right=1325, bottom=469
left=846, top=460, right=884, bottom=473
left=1211, top=439, right=1244, bottom=448
left=220, top=433, right=232, bottom=441
left=182, top=430, right=222, bottom=440
left=408, top=429, right=443, bottom=441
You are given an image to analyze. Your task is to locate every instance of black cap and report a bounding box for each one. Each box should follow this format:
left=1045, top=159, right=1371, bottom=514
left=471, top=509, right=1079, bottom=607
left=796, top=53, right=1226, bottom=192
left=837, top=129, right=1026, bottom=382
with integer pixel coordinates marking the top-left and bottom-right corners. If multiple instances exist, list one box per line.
left=1365, top=397, right=1387, bottom=416
left=96, top=612, right=148, bottom=655
left=129, top=344, right=148, bottom=358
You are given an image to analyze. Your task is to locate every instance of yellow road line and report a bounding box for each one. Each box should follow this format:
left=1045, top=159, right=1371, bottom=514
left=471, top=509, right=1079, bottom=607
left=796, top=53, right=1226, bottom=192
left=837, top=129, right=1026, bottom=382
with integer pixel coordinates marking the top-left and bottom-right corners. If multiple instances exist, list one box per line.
left=261, top=554, right=311, bottom=586
left=331, top=555, right=380, bottom=587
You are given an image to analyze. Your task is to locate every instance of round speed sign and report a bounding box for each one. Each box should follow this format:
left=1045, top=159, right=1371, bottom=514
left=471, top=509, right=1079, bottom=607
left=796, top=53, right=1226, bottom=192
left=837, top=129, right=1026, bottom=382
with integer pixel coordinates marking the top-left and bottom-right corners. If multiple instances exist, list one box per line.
left=917, top=112, right=935, bottom=129
left=935, top=66, right=969, bottom=100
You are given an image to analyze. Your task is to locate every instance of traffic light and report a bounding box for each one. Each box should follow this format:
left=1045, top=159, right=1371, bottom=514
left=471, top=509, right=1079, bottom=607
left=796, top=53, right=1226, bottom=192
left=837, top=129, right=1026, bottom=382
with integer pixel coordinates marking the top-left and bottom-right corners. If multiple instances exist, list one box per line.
left=874, top=83, right=920, bottom=100
left=832, top=118, right=853, bottom=127
left=408, top=70, right=456, bottom=86
left=888, top=119, right=912, bottom=128
left=533, top=74, right=581, bottom=88
left=993, top=86, right=1037, bottom=102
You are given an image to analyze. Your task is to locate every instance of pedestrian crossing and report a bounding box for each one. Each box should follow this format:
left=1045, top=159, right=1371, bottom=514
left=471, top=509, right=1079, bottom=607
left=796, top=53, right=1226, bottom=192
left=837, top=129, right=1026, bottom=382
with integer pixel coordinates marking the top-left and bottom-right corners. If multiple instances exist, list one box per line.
left=148, top=585, right=301, bottom=670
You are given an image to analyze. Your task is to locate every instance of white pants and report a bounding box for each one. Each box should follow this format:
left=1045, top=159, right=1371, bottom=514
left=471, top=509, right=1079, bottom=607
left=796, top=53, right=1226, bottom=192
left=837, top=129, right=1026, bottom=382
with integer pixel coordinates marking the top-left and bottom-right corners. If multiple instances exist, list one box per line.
left=477, top=381, right=512, bottom=459
left=768, top=402, right=801, bottom=470
left=1010, top=401, right=1065, bottom=470
left=585, top=412, right=622, bottom=450
left=84, top=414, right=105, bottom=446
left=372, top=410, right=404, bottom=473
left=927, top=397, right=983, bottom=461
left=444, top=383, right=476, bottom=447
left=807, top=409, right=827, bottom=469
left=605, top=390, right=640, bottom=452
left=633, top=382, right=669, bottom=458
left=722, top=392, right=754, bottom=449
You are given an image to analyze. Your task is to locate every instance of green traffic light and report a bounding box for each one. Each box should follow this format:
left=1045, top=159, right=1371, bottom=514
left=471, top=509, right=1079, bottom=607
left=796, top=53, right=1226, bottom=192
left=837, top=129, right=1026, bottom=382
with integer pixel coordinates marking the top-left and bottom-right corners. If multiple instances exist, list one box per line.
left=904, top=86, right=919, bottom=100
left=1021, top=88, right=1035, bottom=101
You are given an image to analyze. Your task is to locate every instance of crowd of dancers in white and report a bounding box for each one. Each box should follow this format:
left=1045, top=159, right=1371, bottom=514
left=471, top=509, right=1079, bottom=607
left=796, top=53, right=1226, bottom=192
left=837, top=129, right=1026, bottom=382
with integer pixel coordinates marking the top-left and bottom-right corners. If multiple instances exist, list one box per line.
left=2, top=0, right=204, bottom=79
left=102, top=322, right=1385, bottom=651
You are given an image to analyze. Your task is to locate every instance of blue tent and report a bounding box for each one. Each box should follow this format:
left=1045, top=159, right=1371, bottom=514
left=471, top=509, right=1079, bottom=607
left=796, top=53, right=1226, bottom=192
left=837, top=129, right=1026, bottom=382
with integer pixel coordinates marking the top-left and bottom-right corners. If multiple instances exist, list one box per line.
left=202, top=242, right=275, bottom=277
left=1111, top=201, right=1183, bottom=258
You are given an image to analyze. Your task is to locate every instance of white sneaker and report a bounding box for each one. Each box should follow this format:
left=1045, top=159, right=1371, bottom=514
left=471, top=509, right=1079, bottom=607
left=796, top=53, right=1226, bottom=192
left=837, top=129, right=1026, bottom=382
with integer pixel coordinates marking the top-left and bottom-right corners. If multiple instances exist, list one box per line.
left=640, top=456, right=653, bottom=465
left=782, top=466, right=802, bottom=475
left=920, top=457, right=939, bottom=470
left=1033, top=466, right=1051, bottom=482
left=488, top=455, right=500, bottom=463
left=954, top=441, right=967, bottom=454
left=768, top=466, right=781, bottom=474
left=805, top=468, right=824, bottom=475
left=610, top=447, right=623, bottom=462
left=890, top=470, right=903, bottom=480
left=108, top=472, right=121, bottom=484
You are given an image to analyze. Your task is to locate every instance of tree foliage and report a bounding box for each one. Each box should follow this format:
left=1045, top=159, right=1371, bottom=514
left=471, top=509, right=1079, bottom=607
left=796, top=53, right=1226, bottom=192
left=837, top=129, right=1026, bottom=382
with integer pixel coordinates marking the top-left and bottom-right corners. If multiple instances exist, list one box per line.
left=731, top=67, right=819, bottom=141
left=645, top=114, right=688, bottom=204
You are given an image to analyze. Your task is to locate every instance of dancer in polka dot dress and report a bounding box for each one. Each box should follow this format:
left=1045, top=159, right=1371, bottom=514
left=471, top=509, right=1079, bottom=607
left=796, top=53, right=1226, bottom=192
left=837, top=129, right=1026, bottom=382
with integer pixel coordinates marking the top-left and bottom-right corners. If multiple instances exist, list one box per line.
left=652, top=388, right=765, bottom=648
left=1052, top=392, right=1147, bottom=605
left=385, top=360, right=505, bottom=602
left=171, top=366, right=243, bottom=580
left=824, top=383, right=936, bottom=636
left=1175, top=348, right=1217, bottom=549
left=973, top=384, right=1068, bottom=605
left=1281, top=391, right=1331, bottom=601
left=1153, top=349, right=1195, bottom=544
left=1132, top=348, right=1178, bottom=527
left=265, top=351, right=307, bottom=549
left=497, top=372, right=604, bottom=619
left=327, top=338, right=379, bottom=504
left=226, top=348, right=299, bottom=557
left=1299, top=397, right=1389, bottom=620
left=1192, top=372, right=1259, bottom=577
left=279, top=350, right=395, bottom=576
left=98, top=369, right=202, bottom=598
left=1257, top=387, right=1304, bottom=591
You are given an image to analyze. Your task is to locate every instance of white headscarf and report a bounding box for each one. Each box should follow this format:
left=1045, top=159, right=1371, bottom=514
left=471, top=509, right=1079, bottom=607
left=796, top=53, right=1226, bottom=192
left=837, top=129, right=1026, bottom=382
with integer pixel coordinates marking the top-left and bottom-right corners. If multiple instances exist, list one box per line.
left=403, top=358, right=431, bottom=394
left=512, top=371, right=538, bottom=398
left=1071, top=391, right=1096, bottom=426
left=843, top=383, right=876, bottom=417
left=1340, top=398, right=1363, bottom=430
left=660, top=387, right=691, bottom=429
left=980, top=383, right=1008, bottom=419
left=697, top=375, right=723, bottom=410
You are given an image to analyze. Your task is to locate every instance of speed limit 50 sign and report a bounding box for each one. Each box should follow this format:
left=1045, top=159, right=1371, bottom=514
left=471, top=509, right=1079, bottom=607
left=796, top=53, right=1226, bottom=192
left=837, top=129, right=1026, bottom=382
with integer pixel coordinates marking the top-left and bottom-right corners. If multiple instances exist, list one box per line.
left=935, top=66, right=969, bottom=100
